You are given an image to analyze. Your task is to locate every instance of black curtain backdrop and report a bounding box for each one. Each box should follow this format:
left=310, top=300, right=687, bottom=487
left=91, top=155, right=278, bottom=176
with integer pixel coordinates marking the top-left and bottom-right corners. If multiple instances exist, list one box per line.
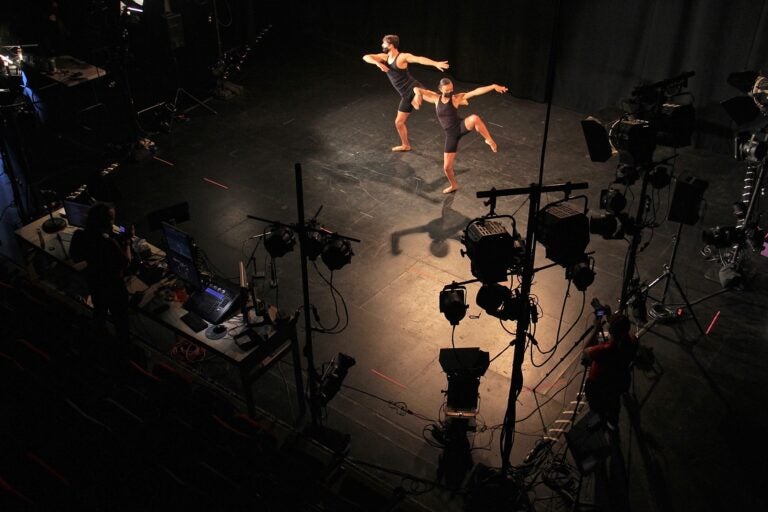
left=289, top=0, right=768, bottom=152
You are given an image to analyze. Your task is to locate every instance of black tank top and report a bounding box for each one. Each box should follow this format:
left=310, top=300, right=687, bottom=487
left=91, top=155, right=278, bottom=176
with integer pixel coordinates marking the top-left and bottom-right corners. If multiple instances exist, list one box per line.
left=436, top=97, right=461, bottom=131
left=385, top=54, right=418, bottom=97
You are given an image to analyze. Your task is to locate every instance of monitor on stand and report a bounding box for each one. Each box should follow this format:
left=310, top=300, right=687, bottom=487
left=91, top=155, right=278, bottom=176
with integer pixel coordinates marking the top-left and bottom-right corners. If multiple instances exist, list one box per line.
left=63, top=199, right=92, bottom=228
left=161, top=221, right=196, bottom=261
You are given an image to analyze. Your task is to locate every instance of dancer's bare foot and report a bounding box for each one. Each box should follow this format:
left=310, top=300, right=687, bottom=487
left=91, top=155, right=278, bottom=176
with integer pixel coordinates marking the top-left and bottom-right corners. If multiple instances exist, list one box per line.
left=392, top=145, right=411, bottom=152
left=443, top=184, right=458, bottom=194
left=485, top=139, right=498, bottom=152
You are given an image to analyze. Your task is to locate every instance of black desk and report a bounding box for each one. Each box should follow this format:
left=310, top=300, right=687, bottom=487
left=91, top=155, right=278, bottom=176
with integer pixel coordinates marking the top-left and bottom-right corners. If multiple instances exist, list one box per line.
left=15, top=210, right=305, bottom=418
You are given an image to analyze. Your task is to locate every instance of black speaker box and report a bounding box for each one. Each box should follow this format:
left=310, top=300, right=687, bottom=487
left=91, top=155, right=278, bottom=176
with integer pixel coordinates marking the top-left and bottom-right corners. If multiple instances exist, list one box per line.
left=668, top=176, right=708, bottom=225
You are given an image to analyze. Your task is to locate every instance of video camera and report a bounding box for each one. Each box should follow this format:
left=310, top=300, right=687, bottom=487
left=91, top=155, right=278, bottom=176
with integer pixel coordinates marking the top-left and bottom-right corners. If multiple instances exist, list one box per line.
left=581, top=71, right=696, bottom=166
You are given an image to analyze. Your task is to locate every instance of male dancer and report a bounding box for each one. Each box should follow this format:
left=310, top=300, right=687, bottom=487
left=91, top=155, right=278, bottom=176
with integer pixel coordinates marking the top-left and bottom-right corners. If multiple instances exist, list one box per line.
left=363, top=34, right=449, bottom=152
left=413, top=78, right=507, bottom=193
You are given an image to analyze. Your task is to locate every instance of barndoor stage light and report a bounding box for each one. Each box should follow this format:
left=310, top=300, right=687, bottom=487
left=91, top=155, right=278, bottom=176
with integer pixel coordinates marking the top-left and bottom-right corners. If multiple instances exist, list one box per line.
left=440, top=285, right=468, bottom=326
left=536, top=202, right=590, bottom=267
left=461, top=218, right=524, bottom=283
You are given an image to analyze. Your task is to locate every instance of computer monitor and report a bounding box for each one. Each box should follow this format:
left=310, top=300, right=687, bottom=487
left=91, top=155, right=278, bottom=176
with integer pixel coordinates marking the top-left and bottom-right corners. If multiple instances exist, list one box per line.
left=63, top=199, right=91, bottom=228
left=161, top=221, right=195, bottom=260
left=165, top=251, right=202, bottom=290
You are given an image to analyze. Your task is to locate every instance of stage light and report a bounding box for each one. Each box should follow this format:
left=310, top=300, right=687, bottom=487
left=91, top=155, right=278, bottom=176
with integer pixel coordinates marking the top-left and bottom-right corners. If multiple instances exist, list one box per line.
left=440, top=285, right=468, bottom=326
left=752, top=74, right=768, bottom=114
left=608, top=118, right=656, bottom=166
left=599, top=188, right=626, bottom=214
left=475, top=284, right=525, bottom=322
left=461, top=218, right=525, bottom=283
left=615, top=164, right=641, bottom=186
left=702, top=226, right=742, bottom=248
left=648, top=165, right=671, bottom=189
left=305, top=230, right=326, bottom=260
left=567, top=257, right=596, bottom=292
left=475, top=283, right=509, bottom=313
left=321, top=238, right=353, bottom=271
left=120, top=0, right=144, bottom=14
left=653, top=103, right=695, bottom=148
left=579, top=117, right=656, bottom=165
left=536, top=202, right=590, bottom=267
left=582, top=72, right=695, bottom=164
left=589, top=212, right=630, bottom=240
left=580, top=117, right=613, bottom=162
left=439, top=348, right=490, bottom=418
left=319, top=353, right=356, bottom=406
left=264, top=226, right=295, bottom=257
left=733, top=131, right=768, bottom=162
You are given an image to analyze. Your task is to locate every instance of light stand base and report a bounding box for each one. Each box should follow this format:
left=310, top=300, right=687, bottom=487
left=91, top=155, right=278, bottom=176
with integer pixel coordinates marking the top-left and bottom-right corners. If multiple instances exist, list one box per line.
left=42, top=216, right=66, bottom=233
left=648, top=303, right=679, bottom=323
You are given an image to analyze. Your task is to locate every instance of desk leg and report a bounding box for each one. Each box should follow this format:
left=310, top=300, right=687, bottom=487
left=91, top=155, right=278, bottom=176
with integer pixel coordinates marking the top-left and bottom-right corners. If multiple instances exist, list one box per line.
left=240, top=367, right=256, bottom=417
left=291, top=331, right=306, bottom=421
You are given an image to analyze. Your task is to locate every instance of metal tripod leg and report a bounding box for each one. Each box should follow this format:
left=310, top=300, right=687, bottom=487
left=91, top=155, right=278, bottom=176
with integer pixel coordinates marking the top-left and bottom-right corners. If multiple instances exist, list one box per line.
left=666, top=270, right=706, bottom=336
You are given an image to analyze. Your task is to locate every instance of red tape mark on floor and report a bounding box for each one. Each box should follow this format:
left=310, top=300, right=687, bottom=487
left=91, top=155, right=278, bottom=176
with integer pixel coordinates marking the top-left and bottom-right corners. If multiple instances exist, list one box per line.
left=203, top=177, right=229, bottom=189
left=706, top=310, right=721, bottom=335
left=152, top=156, right=175, bottom=166
left=371, top=369, right=407, bottom=389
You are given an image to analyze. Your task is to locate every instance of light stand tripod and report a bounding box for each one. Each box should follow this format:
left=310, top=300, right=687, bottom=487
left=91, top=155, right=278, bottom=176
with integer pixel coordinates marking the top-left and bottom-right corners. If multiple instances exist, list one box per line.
left=165, top=38, right=217, bottom=126
left=247, top=164, right=361, bottom=446
left=639, top=221, right=705, bottom=335
left=476, top=180, right=589, bottom=474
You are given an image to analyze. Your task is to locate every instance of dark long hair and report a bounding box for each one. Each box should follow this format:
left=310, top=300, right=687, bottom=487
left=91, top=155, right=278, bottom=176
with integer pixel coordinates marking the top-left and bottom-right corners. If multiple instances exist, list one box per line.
left=85, top=202, right=114, bottom=233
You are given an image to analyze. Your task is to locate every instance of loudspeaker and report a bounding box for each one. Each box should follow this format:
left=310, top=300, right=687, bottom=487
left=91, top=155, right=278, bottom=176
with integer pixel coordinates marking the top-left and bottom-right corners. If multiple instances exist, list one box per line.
left=668, top=177, right=708, bottom=225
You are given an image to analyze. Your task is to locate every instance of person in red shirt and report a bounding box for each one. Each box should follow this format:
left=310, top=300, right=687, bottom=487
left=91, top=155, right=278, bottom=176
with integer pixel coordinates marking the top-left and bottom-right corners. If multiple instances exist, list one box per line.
left=583, top=312, right=638, bottom=429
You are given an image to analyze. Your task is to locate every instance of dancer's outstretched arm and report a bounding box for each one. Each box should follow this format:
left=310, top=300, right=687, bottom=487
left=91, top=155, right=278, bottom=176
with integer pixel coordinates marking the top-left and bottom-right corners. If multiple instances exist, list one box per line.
left=460, top=84, right=508, bottom=105
left=402, top=53, right=449, bottom=72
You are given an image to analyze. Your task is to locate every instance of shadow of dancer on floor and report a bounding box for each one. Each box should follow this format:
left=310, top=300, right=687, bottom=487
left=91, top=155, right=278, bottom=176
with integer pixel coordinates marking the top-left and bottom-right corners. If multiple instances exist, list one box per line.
left=390, top=194, right=471, bottom=256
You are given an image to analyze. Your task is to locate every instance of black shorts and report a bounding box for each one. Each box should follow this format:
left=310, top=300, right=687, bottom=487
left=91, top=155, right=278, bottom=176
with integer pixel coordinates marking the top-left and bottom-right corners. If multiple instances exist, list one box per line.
left=397, top=81, right=423, bottom=113
left=444, top=120, right=470, bottom=153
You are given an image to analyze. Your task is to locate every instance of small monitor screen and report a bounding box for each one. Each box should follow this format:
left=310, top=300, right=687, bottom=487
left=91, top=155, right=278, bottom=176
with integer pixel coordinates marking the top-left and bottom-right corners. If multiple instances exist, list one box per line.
left=161, top=221, right=194, bottom=260
left=63, top=200, right=91, bottom=228
left=165, top=251, right=202, bottom=290
left=204, top=287, right=224, bottom=300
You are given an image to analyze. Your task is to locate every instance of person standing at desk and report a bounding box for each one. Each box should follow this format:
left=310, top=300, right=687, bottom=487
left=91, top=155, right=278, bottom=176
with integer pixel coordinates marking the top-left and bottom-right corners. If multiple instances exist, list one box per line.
left=69, top=203, right=132, bottom=348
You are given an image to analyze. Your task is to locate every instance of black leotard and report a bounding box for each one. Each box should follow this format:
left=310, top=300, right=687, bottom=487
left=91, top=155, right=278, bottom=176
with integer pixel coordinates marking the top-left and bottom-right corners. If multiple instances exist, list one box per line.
left=386, top=53, right=422, bottom=113
left=436, top=96, right=470, bottom=153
